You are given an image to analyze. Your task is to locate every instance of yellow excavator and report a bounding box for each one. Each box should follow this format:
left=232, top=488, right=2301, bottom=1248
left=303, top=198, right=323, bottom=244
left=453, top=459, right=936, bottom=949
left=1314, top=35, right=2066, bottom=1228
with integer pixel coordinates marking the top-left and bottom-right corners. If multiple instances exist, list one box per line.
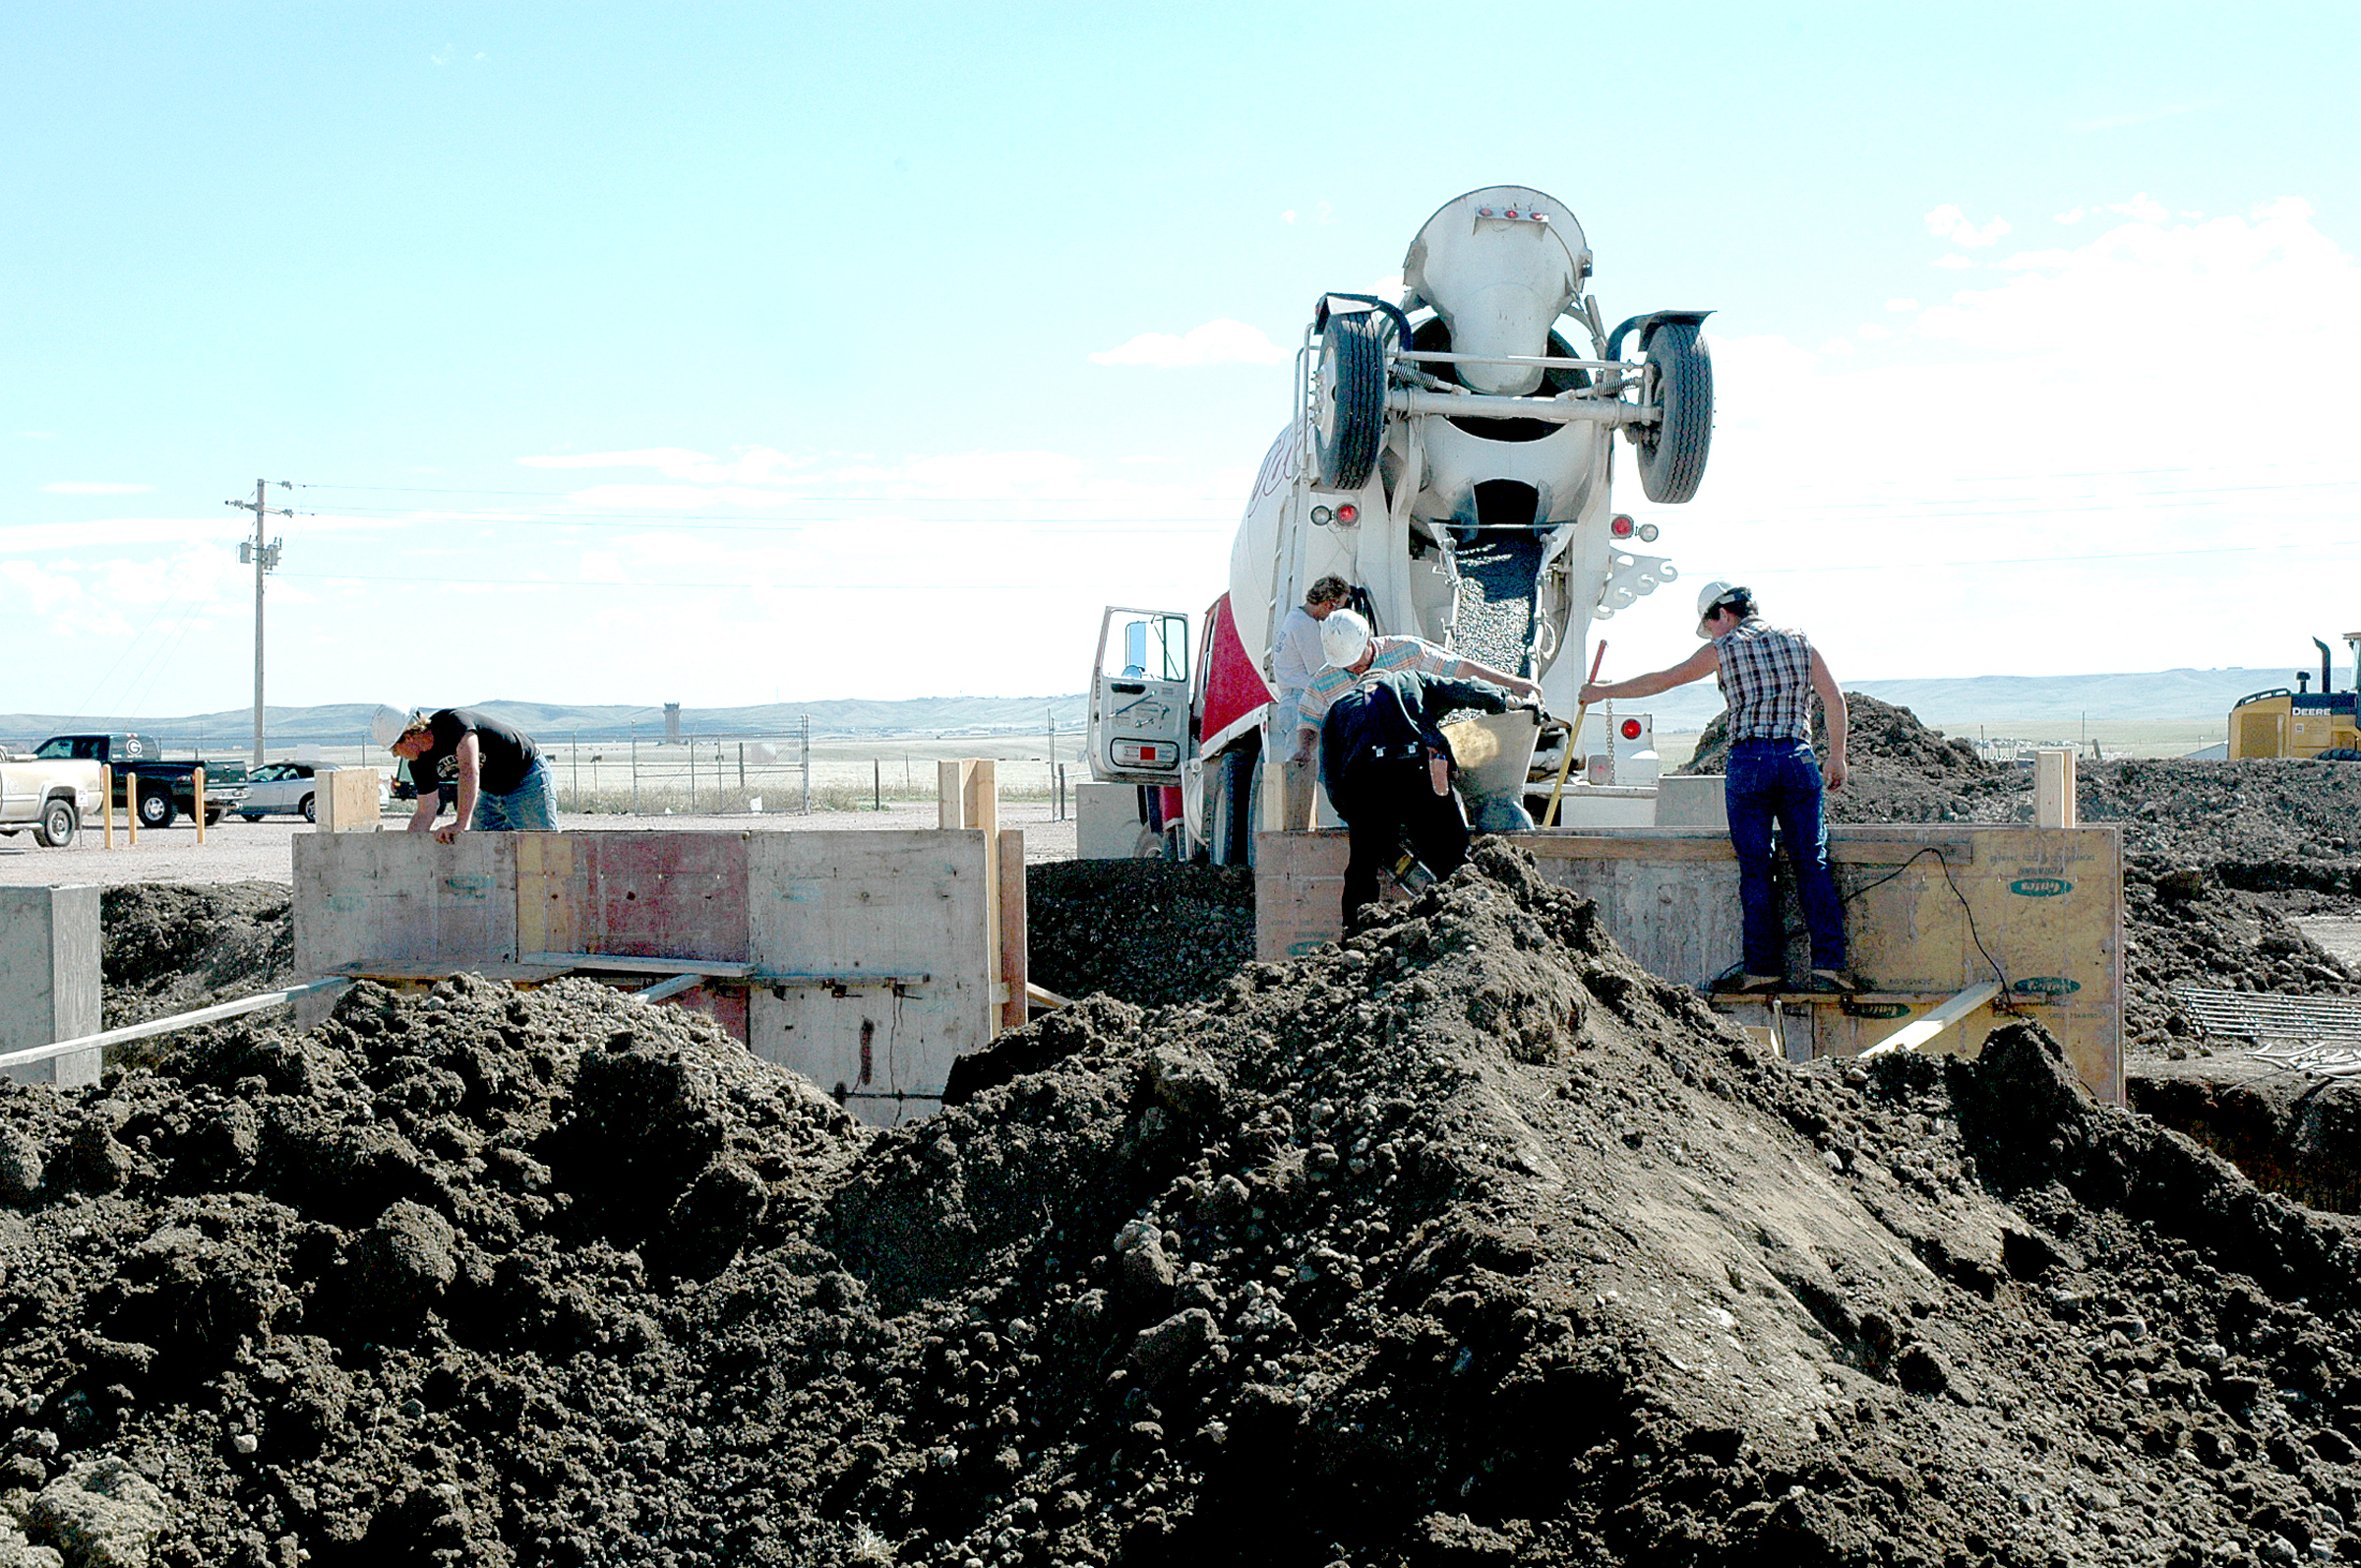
left=2227, top=634, right=2361, bottom=758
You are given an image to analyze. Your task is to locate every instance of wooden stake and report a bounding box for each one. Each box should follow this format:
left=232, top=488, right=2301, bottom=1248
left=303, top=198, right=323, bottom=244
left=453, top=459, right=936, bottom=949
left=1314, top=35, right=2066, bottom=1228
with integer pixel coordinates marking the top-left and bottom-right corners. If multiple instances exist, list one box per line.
left=194, top=764, right=206, bottom=845
left=1543, top=640, right=1608, bottom=828
left=101, top=766, right=112, bottom=849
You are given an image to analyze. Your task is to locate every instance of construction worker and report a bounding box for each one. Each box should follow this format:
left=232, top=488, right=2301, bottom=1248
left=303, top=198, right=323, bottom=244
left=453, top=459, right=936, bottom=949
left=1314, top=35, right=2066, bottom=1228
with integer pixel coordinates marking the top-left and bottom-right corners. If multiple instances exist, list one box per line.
left=1268, top=575, right=1352, bottom=829
left=1579, top=581, right=1856, bottom=995
left=1321, top=658, right=1537, bottom=926
left=372, top=706, right=557, bottom=842
left=1290, top=609, right=1540, bottom=778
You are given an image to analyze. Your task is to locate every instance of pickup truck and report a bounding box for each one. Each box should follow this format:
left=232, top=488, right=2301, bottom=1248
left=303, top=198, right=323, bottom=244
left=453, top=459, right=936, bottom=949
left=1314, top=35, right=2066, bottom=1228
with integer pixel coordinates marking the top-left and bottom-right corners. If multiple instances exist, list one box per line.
left=30, top=734, right=247, bottom=829
left=0, top=753, right=104, bottom=846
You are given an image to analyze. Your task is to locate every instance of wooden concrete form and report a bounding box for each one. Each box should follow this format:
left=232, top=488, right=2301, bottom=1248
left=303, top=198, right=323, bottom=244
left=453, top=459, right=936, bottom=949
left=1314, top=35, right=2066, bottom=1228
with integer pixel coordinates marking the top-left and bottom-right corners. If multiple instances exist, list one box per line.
left=293, top=807, right=1022, bottom=1125
left=747, top=829, right=994, bottom=1127
left=2037, top=749, right=2078, bottom=829
left=1255, top=822, right=2125, bottom=1103
left=318, top=768, right=382, bottom=832
left=0, top=885, right=102, bottom=1088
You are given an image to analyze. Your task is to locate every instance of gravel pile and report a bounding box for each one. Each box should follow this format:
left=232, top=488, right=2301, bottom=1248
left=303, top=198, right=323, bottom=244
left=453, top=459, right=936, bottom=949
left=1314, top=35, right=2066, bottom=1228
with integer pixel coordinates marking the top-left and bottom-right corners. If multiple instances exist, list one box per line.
left=1448, top=529, right=1543, bottom=678
left=9, top=847, right=2361, bottom=1565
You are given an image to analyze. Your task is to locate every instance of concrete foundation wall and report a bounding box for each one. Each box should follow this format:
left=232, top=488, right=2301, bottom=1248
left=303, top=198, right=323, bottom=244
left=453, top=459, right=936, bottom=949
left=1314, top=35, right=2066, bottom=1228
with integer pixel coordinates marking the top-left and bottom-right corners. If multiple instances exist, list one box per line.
left=1256, top=823, right=2125, bottom=1103
left=0, top=885, right=102, bottom=1087
left=294, top=826, right=1010, bottom=1126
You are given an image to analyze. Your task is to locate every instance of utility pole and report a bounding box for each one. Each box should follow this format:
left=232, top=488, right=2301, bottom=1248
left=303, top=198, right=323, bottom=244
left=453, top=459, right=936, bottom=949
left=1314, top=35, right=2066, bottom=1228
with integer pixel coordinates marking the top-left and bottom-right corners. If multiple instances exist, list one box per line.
left=225, top=479, right=295, bottom=764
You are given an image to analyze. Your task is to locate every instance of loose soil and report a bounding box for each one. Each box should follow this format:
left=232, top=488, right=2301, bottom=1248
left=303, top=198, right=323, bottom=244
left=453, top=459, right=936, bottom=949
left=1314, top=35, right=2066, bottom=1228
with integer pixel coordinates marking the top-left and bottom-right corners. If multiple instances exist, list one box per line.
left=6, top=848, right=2361, bottom=1566
left=1025, top=863, right=1256, bottom=1010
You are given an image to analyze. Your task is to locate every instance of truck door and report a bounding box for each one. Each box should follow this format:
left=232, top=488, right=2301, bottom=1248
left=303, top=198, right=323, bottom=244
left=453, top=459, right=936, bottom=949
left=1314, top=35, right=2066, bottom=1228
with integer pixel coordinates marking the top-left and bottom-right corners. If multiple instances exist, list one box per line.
left=1088, top=607, right=1191, bottom=785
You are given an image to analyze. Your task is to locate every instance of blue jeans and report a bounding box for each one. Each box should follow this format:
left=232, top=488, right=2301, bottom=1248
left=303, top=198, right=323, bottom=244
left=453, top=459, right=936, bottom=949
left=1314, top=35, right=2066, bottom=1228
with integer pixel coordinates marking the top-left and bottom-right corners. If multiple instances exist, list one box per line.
left=472, top=758, right=558, bottom=831
left=1725, top=739, right=1846, bottom=974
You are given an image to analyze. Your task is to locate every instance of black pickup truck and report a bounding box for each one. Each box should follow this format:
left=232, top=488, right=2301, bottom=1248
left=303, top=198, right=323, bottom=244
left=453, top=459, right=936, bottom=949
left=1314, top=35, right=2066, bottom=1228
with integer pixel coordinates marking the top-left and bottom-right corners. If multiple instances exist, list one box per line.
left=30, top=734, right=248, bottom=828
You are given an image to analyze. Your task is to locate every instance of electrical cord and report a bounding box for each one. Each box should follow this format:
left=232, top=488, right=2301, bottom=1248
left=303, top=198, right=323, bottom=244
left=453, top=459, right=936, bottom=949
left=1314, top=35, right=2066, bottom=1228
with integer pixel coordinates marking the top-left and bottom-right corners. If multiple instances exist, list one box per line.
left=1704, top=842, right=2015, bottom=1005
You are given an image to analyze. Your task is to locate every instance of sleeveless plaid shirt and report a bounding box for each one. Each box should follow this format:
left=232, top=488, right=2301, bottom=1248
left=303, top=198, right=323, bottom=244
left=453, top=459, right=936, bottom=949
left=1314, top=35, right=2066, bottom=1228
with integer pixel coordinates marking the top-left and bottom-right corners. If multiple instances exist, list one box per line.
left=1713, top=619, right=1816, bottom=741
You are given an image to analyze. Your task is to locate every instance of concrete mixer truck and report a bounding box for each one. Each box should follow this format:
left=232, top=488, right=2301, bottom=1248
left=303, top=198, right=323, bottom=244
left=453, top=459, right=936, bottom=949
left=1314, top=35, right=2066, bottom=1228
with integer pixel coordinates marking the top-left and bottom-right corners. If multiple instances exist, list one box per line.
left=1087, top=185, right=1712, bottom=863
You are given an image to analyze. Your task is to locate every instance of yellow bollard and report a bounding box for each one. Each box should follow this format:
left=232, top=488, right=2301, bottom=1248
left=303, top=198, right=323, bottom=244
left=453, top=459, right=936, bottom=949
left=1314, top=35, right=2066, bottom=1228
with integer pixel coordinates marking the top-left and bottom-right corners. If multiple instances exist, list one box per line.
left=194, top=764, right=206, bottom=845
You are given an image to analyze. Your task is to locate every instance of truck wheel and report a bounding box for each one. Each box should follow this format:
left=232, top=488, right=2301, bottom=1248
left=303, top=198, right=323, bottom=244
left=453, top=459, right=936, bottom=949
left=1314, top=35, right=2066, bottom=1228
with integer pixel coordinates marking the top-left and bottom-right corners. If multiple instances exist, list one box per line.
left=1208, top=748, right=1258, bottom=867
left=1636, top=323, right=1713, bottom=504
left=1313, top=312, right=1386, bottom=491
left=34, top=799, right=77, bottom=849
left=239, top=813, right=264, bottom=823
left=139, top=789, right=177, bottom=829
left=300, top=794, right=317, bottom=823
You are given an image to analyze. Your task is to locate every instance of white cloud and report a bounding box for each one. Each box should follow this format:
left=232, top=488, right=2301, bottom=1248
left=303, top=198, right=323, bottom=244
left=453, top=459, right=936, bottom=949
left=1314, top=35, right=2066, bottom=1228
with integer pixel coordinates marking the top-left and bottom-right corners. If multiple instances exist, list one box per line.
left=1885, top=298, right=1919, bottom=313
left=1924, top=204, right=2014, bottom=248
left=1856, top=323, right=1892, bottom=340
left=42, top=480, right=153, bottom=496
left=1655, top=195, right=2361, bottom=680
left=1088, top=319, right=1288, bottom=368
left=1933, top=255, right=1973, bottom=270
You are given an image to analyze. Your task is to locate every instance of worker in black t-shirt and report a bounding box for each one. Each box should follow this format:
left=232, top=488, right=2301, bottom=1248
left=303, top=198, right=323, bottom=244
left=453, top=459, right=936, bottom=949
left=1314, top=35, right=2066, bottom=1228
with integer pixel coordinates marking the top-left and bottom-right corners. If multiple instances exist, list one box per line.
left=378, top=707, right=556, bottom=841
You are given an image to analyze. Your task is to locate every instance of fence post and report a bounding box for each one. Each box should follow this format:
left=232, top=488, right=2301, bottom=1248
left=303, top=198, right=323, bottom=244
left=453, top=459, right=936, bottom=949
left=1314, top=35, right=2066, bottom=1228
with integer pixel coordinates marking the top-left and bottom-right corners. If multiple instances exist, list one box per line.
left=631, top=728, right=639, bottom=815
left=801, top=715, right=812, bottom=815
left=571, top=731, right=578, bottom=812
left=688, top=734, right=696, bottom=814
left=874, top=758, right=881, bottom=812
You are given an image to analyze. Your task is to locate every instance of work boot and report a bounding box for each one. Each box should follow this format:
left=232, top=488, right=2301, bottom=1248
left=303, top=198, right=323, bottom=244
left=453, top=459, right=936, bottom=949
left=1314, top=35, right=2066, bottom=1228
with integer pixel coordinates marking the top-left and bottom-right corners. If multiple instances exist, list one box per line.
left=1800, top=968, right=1867, bottom=995
left=1709, top=973, right=1783, bottom=996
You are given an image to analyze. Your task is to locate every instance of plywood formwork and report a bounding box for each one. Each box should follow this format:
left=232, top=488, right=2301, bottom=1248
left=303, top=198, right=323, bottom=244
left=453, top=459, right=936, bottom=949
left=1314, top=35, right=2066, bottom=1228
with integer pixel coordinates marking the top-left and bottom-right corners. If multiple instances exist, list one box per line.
left=1255, top=823, right=2125, bottom=1103
left=294, top=831, right=520, bottom=972
left=318, top=768, right=382, bottom=832
left=746, top=830, right=994, bottom=1127
left=296, top=814, right=1019, bottom=1124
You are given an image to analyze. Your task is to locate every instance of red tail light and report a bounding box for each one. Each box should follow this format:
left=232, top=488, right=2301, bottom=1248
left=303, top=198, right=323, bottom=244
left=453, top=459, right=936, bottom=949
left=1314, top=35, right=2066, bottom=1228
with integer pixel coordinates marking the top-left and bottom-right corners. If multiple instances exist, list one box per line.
left=1337, top=503, right=1358, bottom=524
left=1620, top=719, right=1643, bottom=740
left=1610, top=514, right=1635, bottom=538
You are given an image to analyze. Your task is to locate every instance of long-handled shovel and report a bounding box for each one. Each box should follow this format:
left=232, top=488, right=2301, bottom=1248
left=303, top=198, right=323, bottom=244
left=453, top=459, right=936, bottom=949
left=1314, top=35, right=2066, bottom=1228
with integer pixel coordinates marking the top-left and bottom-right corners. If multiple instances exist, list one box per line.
left=1542, top=641, right=1608, bottom=829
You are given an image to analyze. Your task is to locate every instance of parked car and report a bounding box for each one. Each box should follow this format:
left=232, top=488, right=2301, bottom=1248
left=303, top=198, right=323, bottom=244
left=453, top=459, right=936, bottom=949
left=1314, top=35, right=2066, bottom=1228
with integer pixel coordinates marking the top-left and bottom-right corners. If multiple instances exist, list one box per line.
left=236, top=761, right=390, bottom=822
left=30, top=733, right=246, bottom=827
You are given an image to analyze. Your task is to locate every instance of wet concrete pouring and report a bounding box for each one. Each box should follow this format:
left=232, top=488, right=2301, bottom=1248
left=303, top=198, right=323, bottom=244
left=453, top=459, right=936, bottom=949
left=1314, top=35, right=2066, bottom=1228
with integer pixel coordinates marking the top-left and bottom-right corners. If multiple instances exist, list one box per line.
left=8, top=699, right=2360, bottom=1565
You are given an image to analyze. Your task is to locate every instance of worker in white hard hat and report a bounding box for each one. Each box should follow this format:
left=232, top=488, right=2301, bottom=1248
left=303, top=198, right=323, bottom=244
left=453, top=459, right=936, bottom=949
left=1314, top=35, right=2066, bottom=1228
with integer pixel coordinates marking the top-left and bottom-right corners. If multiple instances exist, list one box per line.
left=1267, top=575, right=1353, bottom=830
left=1288, top=608, right=1540, bottom=817
left=1579, top=581, right=1856, bottom=995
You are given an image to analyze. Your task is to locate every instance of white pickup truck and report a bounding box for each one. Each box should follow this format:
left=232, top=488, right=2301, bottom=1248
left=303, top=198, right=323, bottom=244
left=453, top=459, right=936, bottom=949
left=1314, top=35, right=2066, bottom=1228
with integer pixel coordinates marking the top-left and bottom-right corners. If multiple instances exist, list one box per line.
left=0, top=753, right=104, bottom=847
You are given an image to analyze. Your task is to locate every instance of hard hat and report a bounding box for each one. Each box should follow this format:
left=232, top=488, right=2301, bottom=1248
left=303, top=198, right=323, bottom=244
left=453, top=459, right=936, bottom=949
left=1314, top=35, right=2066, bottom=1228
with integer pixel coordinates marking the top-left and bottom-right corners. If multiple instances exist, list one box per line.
left=370, top=705, right=419, bottom=749
left=1694, top=580, right=1749, bottom=636
left=1320, top=608, right=1372, bottom=669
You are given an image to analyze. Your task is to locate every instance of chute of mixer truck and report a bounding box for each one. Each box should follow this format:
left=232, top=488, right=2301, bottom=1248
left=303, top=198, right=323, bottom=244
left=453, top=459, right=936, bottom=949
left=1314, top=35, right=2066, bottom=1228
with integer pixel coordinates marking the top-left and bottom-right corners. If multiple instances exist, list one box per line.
left=1088, top=185, right=1712, bottom=863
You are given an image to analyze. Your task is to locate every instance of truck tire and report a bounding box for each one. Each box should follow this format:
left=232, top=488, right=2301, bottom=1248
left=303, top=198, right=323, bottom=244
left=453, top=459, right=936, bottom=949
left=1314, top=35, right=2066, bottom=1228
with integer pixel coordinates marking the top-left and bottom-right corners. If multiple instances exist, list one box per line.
left=1314, top=312, right=1386, bottom=491
left=1208, top=748, right=1260, bottom=867
left=138, top=788, right=177, bottom=830
left=1636, top=323, right=1713, bottom=504
left=34, top=799, right=77, bottom=849
left=300, top=794, right=317, bottom=823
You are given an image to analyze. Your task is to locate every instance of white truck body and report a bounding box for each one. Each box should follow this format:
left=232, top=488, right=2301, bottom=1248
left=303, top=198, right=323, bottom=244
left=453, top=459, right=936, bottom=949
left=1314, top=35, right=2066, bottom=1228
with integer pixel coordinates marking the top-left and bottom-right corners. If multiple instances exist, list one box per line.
left=1090, top=185, right=1714, bottom=861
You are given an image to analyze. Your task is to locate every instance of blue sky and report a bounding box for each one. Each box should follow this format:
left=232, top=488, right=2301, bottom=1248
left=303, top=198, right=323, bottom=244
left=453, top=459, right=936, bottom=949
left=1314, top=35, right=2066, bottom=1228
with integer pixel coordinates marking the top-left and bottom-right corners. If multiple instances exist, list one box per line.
left=6, top=3, right=2359, bottom=715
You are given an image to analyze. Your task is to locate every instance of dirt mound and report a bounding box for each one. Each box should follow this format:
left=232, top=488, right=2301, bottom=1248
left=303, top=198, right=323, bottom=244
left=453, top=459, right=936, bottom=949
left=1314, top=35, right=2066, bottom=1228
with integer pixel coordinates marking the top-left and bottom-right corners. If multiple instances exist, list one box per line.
left=10, top=850, right=2357, bottom=1565
left=98, top=884, right=297, bottom=1075
left=1684, top=692, right=2016, bottom=824
left=1025, top=861, right=1255, bottom=1008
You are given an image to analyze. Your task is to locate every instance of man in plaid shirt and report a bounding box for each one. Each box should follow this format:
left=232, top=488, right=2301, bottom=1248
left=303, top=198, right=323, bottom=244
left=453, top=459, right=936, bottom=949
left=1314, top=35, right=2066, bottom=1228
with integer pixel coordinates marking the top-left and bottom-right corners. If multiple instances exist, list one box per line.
left=1580, top=581, right=1856, bottom=995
